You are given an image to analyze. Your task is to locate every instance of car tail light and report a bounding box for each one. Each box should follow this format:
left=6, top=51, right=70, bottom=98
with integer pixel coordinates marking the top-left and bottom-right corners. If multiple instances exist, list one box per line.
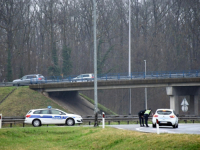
left=26, top=114, right=31, bottom=118
left=153, top=115, right=158, bottom=117
left=92, top=76, right=94, bottom=78
left=170, top=115, right=175, bottom=118
left=38, top=78, right=42, bottom=80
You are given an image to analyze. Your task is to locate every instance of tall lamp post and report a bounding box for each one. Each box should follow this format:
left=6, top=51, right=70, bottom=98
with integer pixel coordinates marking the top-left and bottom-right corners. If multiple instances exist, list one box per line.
left=144, top=60, right=147, bottom=110
left=128, top=0, right=132, bottom=115
left=93, top=0, right=98, bottom=127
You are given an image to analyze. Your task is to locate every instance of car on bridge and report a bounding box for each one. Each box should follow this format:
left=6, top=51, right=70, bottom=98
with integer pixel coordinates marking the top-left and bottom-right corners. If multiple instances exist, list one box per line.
left=71, top=73, right=94, bottom=82
left=12, top=74, right=45, bottom=86
left=24, top=106, right=82, bottom=127
left=152, top=109, right=178, bottom=128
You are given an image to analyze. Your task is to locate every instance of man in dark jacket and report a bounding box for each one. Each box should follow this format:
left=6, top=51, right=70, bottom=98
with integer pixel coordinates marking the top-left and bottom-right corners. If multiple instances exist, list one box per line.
left=138, top=109, right=146, bottom=127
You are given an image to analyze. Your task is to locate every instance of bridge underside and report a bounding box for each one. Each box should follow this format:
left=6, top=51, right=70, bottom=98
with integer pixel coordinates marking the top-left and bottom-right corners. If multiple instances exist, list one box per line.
left=30, top=78, right=200, bottom=116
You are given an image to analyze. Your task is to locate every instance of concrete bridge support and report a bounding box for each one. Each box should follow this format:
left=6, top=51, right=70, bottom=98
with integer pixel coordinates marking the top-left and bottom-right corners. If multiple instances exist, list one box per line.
left=166, top=86, right=200, bottom=116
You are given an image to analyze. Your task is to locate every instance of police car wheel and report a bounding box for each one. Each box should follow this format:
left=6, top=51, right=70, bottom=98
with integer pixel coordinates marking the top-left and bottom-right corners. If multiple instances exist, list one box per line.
left=33, top=119, right=41, bottom=127
left=66, top=118, right=75, bottom=126
left=172, top=124, right=176, bottom=128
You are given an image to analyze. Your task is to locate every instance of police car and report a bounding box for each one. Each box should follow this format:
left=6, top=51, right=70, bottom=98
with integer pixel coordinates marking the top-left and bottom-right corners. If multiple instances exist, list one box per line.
left=152, top=109, right=178, bottom=128
left=24, top=106, right=83, bottom=127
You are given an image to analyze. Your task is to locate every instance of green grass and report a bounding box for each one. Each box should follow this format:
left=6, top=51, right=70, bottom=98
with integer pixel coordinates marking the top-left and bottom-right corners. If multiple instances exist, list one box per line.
left=0, top=86, right=16, bottom=102
left=0, top=86, right=70, bottom=116
left=79, top=93, right=117, bottom=115
left=0, top=126, right=200, bottom=150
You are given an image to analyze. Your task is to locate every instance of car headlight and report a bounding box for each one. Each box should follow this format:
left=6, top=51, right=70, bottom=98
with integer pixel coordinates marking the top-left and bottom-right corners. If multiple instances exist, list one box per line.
left=76, top=116, right=82, bottom=118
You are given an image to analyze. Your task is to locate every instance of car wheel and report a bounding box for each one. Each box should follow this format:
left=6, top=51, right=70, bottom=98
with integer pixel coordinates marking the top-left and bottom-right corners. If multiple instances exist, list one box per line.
left=66, top=118, right=75, bottom=126
left=172, top=124, right=176, bottom=128
left=33, top=119, right=41, bottom=127
left=152, top=123, right=156, bottom=128
left=17, top=83, right=20, bottom=86
left=13, top=84, right=15, bottom=86
left=176, top=123, right=178, bottom=128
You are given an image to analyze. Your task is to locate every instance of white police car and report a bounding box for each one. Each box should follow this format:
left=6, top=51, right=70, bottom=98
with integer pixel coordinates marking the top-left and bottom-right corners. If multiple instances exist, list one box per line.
left=24, top=106, right=83, bottom=127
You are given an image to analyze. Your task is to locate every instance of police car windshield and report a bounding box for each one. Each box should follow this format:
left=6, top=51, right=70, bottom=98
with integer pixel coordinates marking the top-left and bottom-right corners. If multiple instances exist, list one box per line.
left=157, top=110, right=172, bottom=115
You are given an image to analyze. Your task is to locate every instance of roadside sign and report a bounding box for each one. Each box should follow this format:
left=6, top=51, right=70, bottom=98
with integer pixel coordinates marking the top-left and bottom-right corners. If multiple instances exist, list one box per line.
left=181, top=98, right=189, bottom=112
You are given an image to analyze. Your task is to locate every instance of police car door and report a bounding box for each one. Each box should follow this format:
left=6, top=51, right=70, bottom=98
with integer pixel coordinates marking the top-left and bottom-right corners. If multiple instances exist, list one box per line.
left=50, top=109, right=65, bottom=124
left=40, top=109, right=52, bottom=124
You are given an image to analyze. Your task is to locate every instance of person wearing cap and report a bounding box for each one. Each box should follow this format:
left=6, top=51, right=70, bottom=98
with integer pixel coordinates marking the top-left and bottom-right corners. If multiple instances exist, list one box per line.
left=138, top=109, right=146, bottom=127
left=144, top=108, right=152, bottom=127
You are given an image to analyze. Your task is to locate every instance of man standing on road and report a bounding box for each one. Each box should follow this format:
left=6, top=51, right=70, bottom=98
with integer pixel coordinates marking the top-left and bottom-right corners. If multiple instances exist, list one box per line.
left=138, top=109, right=146, bottom=127
left=144, top=108, right=152, bottom=127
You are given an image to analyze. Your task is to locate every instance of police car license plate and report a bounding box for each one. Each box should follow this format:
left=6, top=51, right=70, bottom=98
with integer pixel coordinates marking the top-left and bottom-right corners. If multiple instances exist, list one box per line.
left=160, top=121, right=167, bottom=123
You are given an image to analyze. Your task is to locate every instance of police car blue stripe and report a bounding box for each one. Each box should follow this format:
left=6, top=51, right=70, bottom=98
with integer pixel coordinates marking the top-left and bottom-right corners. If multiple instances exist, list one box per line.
left=29, top=115, right=69, bottom=119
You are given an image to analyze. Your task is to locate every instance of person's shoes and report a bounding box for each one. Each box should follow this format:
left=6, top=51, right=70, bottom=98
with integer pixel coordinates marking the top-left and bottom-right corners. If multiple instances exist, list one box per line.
left=142, top=125, right=145, bottom=127
left=140, top=125, right=142, bottom=127
left=146, top=125, right=149, bottom=127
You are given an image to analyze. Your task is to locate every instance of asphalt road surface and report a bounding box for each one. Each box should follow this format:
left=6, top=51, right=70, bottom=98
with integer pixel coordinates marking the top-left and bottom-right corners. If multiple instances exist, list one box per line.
left=109, top=124, right=200, bottom=134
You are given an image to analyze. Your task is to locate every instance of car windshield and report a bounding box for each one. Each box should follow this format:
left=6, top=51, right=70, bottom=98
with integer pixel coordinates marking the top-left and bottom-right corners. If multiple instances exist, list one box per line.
left=157, top=110, right=172, bottom=115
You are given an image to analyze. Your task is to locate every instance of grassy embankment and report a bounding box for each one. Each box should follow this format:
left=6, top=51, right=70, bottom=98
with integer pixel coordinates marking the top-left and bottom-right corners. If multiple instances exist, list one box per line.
left=0, top=86, right=70, bottom=116
left=0, top=86, right=16, bottom=103
left=0, top=126, right=200, bottom=150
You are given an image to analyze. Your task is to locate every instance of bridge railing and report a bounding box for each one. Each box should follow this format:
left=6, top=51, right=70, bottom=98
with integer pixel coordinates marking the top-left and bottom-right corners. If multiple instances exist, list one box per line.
left=42, top=70, right=200, bottom=83
left=0, top=69, right=200, bottom=86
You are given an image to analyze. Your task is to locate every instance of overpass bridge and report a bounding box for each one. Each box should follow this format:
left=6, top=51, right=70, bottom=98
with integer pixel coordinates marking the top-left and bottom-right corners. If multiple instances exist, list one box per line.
left=30, top=77, right=200, bottom=116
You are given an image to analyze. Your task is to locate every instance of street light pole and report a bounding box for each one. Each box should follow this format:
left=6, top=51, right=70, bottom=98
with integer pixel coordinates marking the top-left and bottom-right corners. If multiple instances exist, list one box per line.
left=128, top=0, right=131, bottom=115
left=93, top=0, right=98, bottom=127
left=144, top=60, right=147, bottom=110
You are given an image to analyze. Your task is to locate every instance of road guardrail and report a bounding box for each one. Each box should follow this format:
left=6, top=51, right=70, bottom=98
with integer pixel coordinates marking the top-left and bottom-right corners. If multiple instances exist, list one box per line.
left=1, top=116, right=200, bottom=127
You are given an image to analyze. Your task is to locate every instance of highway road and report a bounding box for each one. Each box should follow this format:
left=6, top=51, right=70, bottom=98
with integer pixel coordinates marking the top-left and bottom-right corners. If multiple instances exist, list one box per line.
left=109, top=124, right=200, bottom=134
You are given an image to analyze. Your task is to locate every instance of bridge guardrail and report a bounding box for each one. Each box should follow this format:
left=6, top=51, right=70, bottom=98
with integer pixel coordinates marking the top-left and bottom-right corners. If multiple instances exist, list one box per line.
left=1, top=116, right=200, bottom=127
left=1, top=70, right=200, bottom=86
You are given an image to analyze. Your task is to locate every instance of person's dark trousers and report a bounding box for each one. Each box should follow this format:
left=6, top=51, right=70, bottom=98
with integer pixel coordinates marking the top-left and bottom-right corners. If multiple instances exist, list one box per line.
left=138, top=115, right=144, bottom=126
left=144, top=114, right=149, bottom=127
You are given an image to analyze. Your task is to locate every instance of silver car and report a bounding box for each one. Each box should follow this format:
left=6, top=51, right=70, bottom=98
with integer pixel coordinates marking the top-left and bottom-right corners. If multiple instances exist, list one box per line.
left=71, top=73, right=94, bottom=82
left=13, top=74, right=45, bottom=86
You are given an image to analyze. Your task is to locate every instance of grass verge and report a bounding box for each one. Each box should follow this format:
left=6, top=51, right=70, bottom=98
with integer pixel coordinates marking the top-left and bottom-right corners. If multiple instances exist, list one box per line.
left=0, top=126, right=200, bottom=150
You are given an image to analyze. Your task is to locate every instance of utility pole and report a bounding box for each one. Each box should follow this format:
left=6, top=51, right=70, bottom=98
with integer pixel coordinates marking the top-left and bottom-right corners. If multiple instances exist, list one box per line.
left=144, top=60, right=147, bottom=109
left=93, top=0, right=98, bottom=127
left=129, top=0, right=132, bottom=115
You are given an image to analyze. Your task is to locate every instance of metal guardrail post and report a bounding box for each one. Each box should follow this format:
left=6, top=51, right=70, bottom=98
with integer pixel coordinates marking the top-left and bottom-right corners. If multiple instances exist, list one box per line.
left=118, top=74, right=120, bottom=80
left=69, top=76, right=71, bottom=82
left=0, top=114, right=2, bottom=128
